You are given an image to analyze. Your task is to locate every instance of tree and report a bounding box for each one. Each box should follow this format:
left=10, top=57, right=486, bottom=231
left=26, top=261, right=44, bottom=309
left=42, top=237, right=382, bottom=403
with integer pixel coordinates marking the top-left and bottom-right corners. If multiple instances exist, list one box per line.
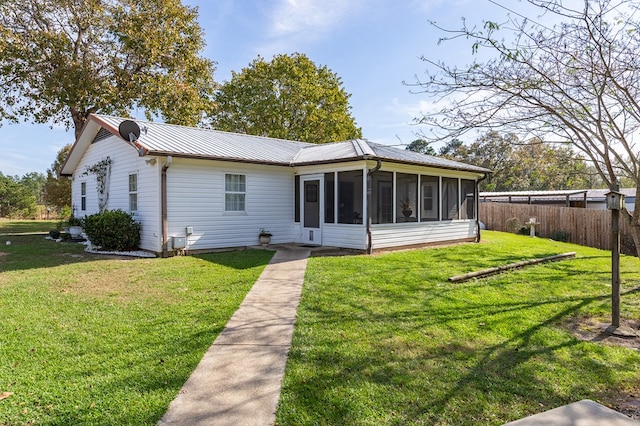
left=439, top=132, right=516, bottom=191
left=0, top=0, right=216, bottom=139
left=414, top=0, right=640, bottom=256
left=43, top=144, right=72, bottom=212
left=209, top=53, right=362, bottom=144
left=20, top=172, right=46, bottom=205
left=405, top=139, right=436, bottom=155
left=0, top=173, right=36, bottom=218
left=439, top=131, right=593, bottom=192
left=438, top=139, right=465, bottom=158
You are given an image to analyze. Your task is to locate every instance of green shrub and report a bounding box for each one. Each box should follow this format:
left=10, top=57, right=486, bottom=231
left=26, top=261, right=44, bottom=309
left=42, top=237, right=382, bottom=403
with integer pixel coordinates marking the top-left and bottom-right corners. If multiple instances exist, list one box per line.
left=83, top=210, right=141, bottom=251
left=505, top=217, right=521, bottom=234
left=550, top=230, right=571, bottom=242
left=66, top=216, right=84, bottom=227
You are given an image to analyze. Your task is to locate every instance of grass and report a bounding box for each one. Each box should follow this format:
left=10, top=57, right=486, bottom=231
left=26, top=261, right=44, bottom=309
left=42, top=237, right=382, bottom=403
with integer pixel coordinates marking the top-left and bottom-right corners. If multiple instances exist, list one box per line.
left=3, top=221, right=640, bottom=425
left=0, top=219, right=59, bottom=234
left=0, top=225, right=274, bottom=425
left=276, top=231, right=640, bottom=425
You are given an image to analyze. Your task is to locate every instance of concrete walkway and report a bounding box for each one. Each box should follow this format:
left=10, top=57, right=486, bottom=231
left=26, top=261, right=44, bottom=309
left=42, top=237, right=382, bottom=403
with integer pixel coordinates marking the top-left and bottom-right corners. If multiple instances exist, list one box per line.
left=504, top=399, right=640, bottom=425
left=157, top=246, right=310, bottom=426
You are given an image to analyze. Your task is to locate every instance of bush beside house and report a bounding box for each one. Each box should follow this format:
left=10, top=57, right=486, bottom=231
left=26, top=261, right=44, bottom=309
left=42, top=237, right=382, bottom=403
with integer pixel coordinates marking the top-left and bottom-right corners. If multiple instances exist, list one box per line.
left=83, top=210, right=141, bottom=251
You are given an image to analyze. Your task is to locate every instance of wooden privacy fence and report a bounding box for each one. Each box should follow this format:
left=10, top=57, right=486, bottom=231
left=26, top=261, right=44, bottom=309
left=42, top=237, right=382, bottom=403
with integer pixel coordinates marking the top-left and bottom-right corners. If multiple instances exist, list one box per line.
left=479, top=202, right=636, bottom=253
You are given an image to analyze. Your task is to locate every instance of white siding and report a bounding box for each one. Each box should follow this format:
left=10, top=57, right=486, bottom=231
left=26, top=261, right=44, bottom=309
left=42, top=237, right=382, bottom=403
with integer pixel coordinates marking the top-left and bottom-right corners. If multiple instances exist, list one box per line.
left=322, top=224, right=367, bottom=250
left=166, top=158, right=295, bottom=250
left=371, top=220, right=477, bottom=249
left=70, top=136, right=162, bottom=252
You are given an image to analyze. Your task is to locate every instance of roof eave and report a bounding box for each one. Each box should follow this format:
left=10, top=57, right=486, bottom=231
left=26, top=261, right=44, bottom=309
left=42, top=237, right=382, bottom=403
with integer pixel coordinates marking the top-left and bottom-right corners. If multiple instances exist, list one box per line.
left=146, top=150, right=292, bottom=167
left=291, top=154, right=491, bottom=174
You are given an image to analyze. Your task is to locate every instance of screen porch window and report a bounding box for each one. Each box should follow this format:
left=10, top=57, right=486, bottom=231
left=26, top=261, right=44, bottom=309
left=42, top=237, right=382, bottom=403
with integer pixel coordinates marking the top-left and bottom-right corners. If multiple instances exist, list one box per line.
left=396, top=173, right=418, bottom=222
left=442, top=177, right=459, bottom=220
left=370, top=171, right=393, bottom=224
left=420, top=175, right=439, bottom=221
left=460, top=179, right=476, bottom=220
left=325, top=172, right=335, bottom=223
left=225, top=174, right=246, bottom=212
left=337, top=170, right=363, bottom=224
left=128, top=173, right=138, bottom=212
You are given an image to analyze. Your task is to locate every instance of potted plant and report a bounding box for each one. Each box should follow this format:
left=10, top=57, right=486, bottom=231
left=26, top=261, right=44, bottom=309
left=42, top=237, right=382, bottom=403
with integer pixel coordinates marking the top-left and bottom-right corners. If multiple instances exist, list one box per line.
left=400, top=197, right=413, bottom=217
left=259, top=228, right=272, bottom=246
left=66, top=216, right=84, bottom=238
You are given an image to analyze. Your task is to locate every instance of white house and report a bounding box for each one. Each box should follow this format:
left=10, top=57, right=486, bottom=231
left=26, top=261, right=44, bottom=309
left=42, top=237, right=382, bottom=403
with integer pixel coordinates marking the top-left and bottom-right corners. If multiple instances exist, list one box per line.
left=61, top=114, right=491, bottom=256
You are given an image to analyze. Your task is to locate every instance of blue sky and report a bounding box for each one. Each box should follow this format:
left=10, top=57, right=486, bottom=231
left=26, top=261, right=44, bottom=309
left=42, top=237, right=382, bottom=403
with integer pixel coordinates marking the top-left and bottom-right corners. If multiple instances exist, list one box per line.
left=0, top=0, right=531, bottom=176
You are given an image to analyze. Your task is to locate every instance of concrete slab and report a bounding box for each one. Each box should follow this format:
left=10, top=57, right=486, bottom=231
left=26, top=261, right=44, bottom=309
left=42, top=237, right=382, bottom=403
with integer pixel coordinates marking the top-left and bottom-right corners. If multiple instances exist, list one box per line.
left=157, top=247, right=310, bottom=426
left=504, top=399, right=640, bottom=426
left=214, top=304, right=299, bottom=346
left=157, top=345, right=290, bottom=426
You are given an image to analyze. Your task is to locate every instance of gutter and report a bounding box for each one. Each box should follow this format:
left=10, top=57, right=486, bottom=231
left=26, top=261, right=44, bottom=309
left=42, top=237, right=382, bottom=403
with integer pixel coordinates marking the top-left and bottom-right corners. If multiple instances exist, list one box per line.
left=161, top=156, right=173, bottom=258
left=366, top=159, right=383, bottom=254
left=476, top=173, right=489, bottom=242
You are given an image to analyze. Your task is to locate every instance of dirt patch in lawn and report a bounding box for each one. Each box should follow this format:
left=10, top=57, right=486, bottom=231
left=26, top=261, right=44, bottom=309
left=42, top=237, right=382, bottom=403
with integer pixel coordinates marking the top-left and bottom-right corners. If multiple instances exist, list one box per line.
left=565, top=316, right=640, bottom=420
left=0, top=251, right=9, bottom=257
left=566, top=316, right=640, bottom=349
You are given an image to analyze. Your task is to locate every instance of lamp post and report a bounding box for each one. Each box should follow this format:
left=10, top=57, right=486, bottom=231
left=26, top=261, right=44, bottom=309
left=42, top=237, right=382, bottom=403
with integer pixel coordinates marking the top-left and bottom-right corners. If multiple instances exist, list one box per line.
left=606, top=183, right=624, bottom=328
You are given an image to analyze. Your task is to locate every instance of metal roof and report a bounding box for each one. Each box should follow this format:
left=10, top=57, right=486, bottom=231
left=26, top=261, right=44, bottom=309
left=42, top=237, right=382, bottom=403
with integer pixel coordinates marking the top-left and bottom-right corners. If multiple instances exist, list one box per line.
left=480, top=189, right=636, bottom=200
left=95, top=115, right=311, bottom=164
left=292, top=139, right=491, bottom=173
left=480, top=190, right=588, bottom=198
left=71, top=114, right=491, bottom=174
left=478, top=188, right=636, bottom=202
left=366, top=142, right=491, bottom=173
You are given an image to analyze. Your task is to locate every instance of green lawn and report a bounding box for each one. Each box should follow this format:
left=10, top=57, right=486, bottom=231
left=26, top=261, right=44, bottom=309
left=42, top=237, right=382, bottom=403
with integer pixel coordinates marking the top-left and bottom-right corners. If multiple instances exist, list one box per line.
left=0, top=231, right=273, bottom=425
left=277, top=231, right=640, bottom=425
left=3, top=224, right=640, bottom=425
left=0, top=219, right=59, bottom=234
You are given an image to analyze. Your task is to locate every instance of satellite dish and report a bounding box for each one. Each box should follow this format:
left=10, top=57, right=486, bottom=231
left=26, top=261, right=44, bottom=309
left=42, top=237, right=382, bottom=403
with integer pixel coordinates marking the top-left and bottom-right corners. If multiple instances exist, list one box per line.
left=118, top=120, right=141, bottom=142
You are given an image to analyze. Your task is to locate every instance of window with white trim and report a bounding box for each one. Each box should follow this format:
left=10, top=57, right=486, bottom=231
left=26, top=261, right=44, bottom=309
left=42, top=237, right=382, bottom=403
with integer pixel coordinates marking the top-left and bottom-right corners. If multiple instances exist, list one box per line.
left=225, top=174, right=246, bottom=212
left=129, top=173, right=138, bottom=213
left=80, top=182, right=87, bottom=211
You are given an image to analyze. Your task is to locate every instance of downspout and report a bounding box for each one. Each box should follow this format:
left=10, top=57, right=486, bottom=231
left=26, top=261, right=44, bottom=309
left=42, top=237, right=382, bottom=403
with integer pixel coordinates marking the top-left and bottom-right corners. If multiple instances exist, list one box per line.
left=475, top=173, right=488, bottom=243
left=161, top=156, right=172, bottom=258
left=366, top=159, right=383, bottom=254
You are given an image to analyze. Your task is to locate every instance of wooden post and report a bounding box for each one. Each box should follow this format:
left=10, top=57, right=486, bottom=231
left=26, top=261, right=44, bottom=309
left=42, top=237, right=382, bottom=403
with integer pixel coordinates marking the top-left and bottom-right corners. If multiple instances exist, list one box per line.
left=611, top=183, right=621, bottom=327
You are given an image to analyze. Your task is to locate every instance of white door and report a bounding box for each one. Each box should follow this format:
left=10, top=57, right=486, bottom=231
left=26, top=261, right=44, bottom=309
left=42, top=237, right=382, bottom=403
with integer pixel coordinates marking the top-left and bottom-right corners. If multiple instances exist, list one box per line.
left=301, top=176, right=323, bottom=245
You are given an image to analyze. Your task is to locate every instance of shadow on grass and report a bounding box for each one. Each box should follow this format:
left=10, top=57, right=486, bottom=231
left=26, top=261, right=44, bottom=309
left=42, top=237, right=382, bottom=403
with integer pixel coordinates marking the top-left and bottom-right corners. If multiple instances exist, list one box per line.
left=0, top=234, right=101, bottom=271
left=421, top=290, right=634, bottom=424
left=0, top=220, right=58, bottom=234
left=0, top=235, right=273, bottom=273
left=282, top=273, right=640, bottom=424
left=279, top=252, right=640, bottom=424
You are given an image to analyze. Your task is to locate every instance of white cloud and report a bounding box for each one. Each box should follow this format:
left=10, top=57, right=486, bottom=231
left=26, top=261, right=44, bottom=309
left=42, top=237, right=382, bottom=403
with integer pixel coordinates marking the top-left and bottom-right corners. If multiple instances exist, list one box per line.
left=388, top=98, right=439, bottom=122
left=268, top=0, right=363, bottom=40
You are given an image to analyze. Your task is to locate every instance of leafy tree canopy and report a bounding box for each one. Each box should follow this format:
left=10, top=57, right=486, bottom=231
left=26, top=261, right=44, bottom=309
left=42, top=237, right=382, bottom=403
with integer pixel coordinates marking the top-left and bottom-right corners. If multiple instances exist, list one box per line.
left=0, top=172, right=37, bottom=218
left=0, top=0, right=217, bottom=139
left=440, top=131, right=594, bottom=192
left=209, top=53, right=362, bottom=144
left=405, top=139, right=436, bottom=155
left=44, top=144, right=72, bottom=211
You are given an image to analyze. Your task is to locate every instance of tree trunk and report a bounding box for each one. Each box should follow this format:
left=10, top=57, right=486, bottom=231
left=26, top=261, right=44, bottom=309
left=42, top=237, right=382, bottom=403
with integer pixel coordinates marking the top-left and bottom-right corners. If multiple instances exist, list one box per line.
left=70, top=108, right=95, bottom=141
